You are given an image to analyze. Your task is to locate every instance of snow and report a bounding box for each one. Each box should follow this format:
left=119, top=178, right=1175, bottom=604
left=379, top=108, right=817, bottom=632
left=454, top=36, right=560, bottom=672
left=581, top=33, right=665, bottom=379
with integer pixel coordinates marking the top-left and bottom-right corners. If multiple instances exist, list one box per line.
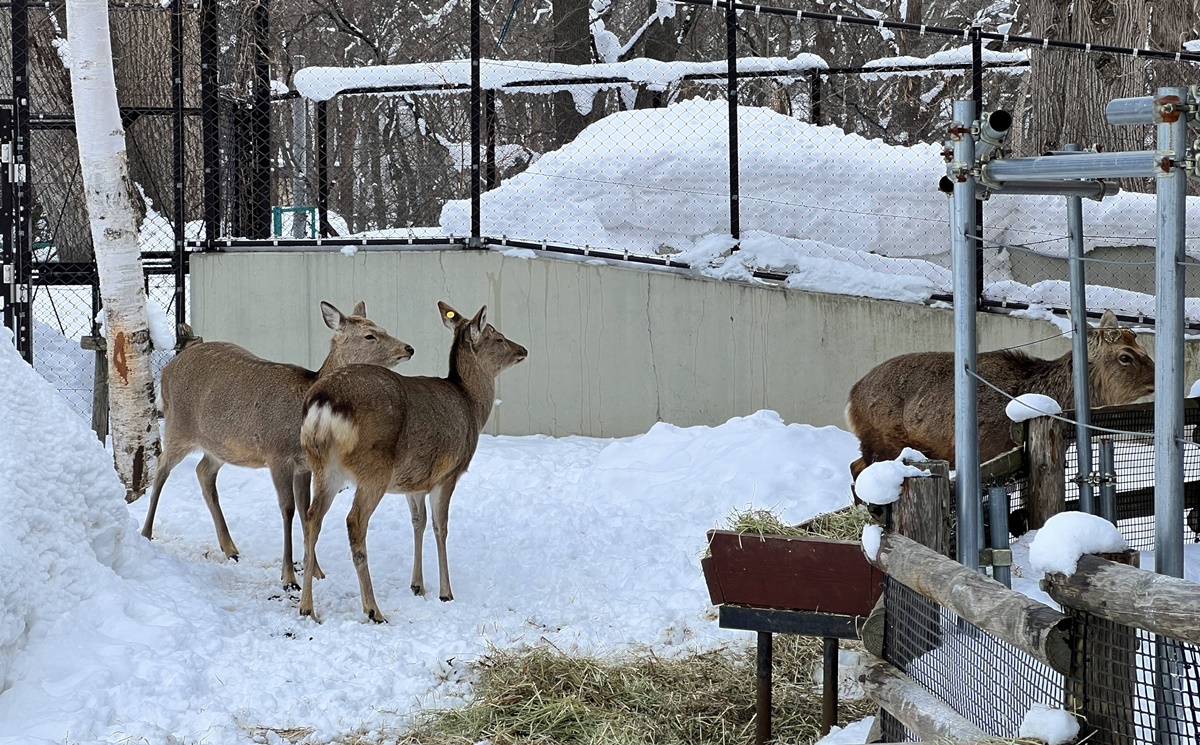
left=812, top=716, right=876, bottom=744
left=1018, top=703, right=1081, bottom=745
left=1029, top=511, right=1130, bottom=575
left=1006, top=393, right=1063, bottom=423
left=0, top=330, right=864, bottom=742
left=861, top=525, right=882, bottom=562
left=853, top=453, right=930, bottom=506
left=1190, top=377, right=1200, bottom=398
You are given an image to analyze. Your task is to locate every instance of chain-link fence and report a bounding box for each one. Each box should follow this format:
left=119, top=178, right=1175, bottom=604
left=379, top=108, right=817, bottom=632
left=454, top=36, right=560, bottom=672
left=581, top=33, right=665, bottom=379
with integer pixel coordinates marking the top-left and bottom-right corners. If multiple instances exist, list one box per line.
left=6, top=0, right=1200, bottom=419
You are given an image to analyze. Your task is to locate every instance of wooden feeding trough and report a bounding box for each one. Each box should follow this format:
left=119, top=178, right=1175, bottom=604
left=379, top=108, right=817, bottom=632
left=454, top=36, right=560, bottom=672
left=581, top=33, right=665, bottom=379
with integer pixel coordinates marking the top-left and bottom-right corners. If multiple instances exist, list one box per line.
left=702, top=528, right=885, bottom=744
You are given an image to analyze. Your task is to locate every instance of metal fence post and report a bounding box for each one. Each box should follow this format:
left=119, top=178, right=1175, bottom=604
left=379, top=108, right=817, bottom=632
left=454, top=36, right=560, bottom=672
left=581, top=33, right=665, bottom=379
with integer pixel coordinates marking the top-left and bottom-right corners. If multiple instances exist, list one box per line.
left=1065, top=142, right=1094, bottom=514
left=200, top=0, right=220, bottom=247
left=291, top=55, right=309, bottom=238
left=726, top=0, right=741, bottom=246
left=970, top=26, right=984, bottom=301
left=809, top=69, right=822, bottom=125
left=469, top=0, right=482, bottom=248
left=251, top=0, right=271, bottom=239
left=316, top=100, right=329, bottom=238
left=10, top=0, right=31, bottom=361
left=950, top=99, right=981, bottom=572
left=172, top=0, right=186, bottom=327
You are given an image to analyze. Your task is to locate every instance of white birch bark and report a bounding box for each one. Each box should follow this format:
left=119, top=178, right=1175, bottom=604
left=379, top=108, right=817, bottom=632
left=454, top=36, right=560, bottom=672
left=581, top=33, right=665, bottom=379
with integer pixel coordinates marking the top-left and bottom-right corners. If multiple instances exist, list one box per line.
left=67, top=0, right=160, bottom=501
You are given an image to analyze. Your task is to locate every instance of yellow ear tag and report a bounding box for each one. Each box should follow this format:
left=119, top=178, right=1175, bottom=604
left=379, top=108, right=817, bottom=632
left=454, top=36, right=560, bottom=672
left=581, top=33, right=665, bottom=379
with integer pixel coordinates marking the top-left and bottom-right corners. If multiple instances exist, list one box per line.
left=446, top=311, right=456, bottom=319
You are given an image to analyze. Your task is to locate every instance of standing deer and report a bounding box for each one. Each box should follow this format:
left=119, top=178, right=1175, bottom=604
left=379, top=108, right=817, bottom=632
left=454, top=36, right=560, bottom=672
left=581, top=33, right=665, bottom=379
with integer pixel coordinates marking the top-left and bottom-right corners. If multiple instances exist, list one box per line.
left=142, top=300, right=414, bottom=589
left=298, top=301, right=528, bottom=622
left=846, top=310, right=1154, bottom=479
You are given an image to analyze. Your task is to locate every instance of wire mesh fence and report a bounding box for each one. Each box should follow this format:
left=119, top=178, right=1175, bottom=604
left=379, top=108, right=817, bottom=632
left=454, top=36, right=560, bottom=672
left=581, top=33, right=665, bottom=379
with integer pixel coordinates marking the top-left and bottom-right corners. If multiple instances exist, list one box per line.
left=879, top=576, right=1064, bottom=741
left=7, top=1, right=1200, bottom=416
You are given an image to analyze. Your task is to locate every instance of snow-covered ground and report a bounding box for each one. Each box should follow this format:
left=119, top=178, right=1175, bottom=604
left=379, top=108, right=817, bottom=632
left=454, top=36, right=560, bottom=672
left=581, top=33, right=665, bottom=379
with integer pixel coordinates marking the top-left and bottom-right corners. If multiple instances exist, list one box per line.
left=0, top=325, right=862, bottom=743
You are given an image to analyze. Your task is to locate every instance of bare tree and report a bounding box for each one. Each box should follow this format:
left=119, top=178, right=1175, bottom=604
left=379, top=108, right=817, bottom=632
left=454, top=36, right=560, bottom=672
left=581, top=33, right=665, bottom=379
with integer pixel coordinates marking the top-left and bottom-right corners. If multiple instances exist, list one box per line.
left=66, top=0, right=160, bottom=501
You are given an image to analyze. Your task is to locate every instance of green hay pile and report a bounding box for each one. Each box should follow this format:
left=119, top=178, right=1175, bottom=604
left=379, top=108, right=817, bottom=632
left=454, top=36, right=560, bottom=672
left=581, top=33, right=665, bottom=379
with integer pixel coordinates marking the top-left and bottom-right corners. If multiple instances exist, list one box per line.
left=400, top=639, right=874, bottom=745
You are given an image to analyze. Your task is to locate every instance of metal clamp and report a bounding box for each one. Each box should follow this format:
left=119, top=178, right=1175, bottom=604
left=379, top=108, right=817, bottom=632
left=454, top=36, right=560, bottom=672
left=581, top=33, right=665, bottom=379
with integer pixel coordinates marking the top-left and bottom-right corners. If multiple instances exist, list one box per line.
left=979, top=548, right=1013, bottom=568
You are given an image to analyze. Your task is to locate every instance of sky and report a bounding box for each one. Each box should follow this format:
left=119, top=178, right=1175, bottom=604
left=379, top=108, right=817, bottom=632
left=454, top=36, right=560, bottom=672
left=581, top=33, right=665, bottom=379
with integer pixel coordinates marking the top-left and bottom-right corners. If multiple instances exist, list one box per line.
left=10, top=91, right=1200, bottom=742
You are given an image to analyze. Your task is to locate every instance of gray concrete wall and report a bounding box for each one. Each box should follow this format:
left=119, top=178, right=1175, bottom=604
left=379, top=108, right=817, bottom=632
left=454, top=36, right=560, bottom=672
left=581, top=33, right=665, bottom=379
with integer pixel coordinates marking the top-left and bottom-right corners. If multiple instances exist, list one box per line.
left=191, top=248, right=1186, bottom=438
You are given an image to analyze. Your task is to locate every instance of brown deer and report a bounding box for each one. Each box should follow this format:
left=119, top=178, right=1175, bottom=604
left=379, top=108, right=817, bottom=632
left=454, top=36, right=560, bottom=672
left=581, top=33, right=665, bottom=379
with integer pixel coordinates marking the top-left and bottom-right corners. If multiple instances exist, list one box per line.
left=846, top=310, right=1154, bottom=479
left=298, top=301, right=528, bottom=622
left=142, top=301, right=414, bottom=590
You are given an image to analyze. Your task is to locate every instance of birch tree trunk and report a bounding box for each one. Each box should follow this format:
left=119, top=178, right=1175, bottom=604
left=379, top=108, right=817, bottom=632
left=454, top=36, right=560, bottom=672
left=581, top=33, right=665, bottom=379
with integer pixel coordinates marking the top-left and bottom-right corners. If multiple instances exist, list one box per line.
left=67, top=0, right=160, bottom=502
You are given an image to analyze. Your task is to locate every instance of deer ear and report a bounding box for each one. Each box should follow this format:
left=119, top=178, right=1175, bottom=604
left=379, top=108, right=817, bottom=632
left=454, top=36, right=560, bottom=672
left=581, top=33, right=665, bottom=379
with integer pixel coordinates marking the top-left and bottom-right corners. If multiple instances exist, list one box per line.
left=320, top=301, right=346, bottom=330
left=351, top=300, right=367, bottom=317
left=438, top=301, right=463, bottom=330
left=1099, top=309, right=1118, bottom=329
left=469, top=306, right=487, bottom=342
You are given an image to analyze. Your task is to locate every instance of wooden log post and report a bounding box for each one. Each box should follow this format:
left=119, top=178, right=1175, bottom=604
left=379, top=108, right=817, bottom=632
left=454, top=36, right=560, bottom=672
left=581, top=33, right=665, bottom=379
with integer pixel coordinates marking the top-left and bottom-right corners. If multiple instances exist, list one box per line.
left=892, top=460, right=953, bottom=557
left=1025, top=415, right=1068, bottom=530
left=1044, top=551, right=1141, bottom=745
left=847, top=651, right=991, bottom=742
left=80, top=334, right=109, bottom=442
left=870, top=532, right=1072, bottom=675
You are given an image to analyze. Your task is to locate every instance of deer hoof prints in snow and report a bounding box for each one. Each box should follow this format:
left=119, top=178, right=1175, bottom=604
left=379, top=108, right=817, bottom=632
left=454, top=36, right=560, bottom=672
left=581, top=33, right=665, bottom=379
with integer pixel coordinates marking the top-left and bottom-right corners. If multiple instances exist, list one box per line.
left=298, top=301, right=528, bottom=623
left=845, top=309, right=1154, bottom=478
left=143, top=300, right=414, bottom=592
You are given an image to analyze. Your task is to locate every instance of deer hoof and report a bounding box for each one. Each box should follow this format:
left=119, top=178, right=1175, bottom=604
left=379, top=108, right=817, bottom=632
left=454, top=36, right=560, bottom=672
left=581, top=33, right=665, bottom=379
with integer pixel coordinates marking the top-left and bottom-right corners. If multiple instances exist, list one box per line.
left=283, top=582, right=300, bottom=592
left=299, top=607, right=318, bottom=622
left=229, top=553, right=240, bottom=563
left=439, top=594, right=453, bottom=603
left=367, top=609, right=388, bottom=624
left=411, top=584, right=424, bottom=596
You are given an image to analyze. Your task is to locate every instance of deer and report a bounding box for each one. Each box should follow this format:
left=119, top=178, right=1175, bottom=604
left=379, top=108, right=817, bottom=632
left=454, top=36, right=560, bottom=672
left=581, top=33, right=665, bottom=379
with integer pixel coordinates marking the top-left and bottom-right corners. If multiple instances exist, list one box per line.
left=297, top=301, right=528, bottom=622
left=142, top=300, right=414, bottom=590
left=846, top=309, right=1154, bottom=480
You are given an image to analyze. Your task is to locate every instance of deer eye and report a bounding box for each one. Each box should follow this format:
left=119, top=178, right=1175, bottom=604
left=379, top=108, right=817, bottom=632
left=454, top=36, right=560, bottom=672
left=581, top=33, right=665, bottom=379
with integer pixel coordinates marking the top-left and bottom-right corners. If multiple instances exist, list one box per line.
left=365, top=334, right=377, bottom=341
left=1119, top=353, right=1132, bottom=364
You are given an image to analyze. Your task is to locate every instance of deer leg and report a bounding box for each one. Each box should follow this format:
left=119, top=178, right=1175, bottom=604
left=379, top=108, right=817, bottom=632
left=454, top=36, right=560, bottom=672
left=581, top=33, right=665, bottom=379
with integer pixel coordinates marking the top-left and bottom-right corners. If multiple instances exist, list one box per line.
left=293, top=471, right=324, bottom=580
left=196, top=453, right=239, bottom=561
left=299, top=465, right=339, bottom=621
left=270, top=465, right=300, bottom=590
left=346, top=478, right=389, bottom=623
left=140, top=439, right=191, bottom=540
left=430, top=479, right=458, bottom=602
left=406, top=492, right=428, bottom=596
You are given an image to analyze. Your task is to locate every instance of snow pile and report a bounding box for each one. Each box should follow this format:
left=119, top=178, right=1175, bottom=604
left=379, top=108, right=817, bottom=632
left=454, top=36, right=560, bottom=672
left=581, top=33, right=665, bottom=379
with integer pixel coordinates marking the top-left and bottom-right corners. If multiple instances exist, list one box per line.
left=853, top=450, right=930, bottom=506
left=1019, top=702, right=1080, bottom=745
left=592, top=410, right=858, bottom=526
left=1029, top=511, right=1129, bottom=575
left=0, top=326, right=135, bottom=703
left=1006, top=393, right=1063, bottom=423
left=1190, top=377, right=1200, bottom=398
left=441, top=98, right=951, bottom=262
left=813, top=715, right=876, bottom=744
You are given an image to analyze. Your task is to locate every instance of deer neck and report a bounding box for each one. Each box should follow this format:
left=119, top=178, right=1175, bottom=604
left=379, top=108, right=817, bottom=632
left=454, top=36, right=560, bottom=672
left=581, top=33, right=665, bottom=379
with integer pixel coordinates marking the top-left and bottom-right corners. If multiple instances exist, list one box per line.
left=315, top=341, right=348, bottom=378
left=448, top=345, right=495, bottom=428
left=1019, top=352, right=1076, bottom=405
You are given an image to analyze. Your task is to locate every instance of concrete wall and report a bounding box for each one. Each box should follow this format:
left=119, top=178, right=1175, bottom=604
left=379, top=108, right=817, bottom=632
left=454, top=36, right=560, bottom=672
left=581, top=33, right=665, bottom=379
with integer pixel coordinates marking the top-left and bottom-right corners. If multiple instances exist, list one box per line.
left=191, top=248, right=1188, bottom=438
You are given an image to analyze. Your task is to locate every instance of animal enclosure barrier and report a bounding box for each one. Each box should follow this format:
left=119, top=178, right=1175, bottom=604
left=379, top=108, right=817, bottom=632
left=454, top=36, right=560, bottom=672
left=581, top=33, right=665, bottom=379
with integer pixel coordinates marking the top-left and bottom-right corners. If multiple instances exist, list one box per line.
left=9, top=0, right=1200, bottom=430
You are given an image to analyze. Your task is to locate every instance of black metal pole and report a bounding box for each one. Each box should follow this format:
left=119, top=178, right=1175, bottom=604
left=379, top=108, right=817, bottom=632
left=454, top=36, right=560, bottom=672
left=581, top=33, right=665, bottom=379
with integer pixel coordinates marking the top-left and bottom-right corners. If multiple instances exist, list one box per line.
left=971, top=25, right=984, bottom=301
left=469, top=0, right=482, bottom=247
left=251, top=0, right=271, bottom=239
left=172, top=0, right=186, bottom=329
left=725, top=0, right=740, bottom=246
left=316, top=100, right=330, bottom=238
left=809, top=69, right=822, bottom=125
left=755, top=631, right=772, bottom=745
left=821, top=637, right=839, bottom=736
left=12, top=0, right=31, bottom=361
left=0, top=106, right=12, bottom=349
left=484, top=89, right=498, bottom=190
left=200, top=0, right=220, bottom=248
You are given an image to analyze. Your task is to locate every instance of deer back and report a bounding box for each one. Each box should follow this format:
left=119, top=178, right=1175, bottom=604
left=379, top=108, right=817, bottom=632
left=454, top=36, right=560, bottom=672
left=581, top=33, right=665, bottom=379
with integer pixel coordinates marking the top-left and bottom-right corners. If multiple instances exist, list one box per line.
left=160, top=301, right=412, bottom=468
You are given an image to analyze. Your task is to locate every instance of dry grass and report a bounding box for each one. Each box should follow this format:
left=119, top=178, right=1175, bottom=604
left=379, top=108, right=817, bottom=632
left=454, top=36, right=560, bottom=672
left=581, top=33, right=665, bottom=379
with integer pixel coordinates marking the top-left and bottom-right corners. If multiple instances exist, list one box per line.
left=724, top=505, right=876, bottom=543
left=398, top=638, right=875, bottom=745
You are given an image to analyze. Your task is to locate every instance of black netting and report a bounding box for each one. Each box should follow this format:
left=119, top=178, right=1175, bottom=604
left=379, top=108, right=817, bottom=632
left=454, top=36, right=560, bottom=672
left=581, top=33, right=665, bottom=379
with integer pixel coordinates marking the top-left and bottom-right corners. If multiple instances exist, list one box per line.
left=880, top=577, right=1063, bottom=741
left=1067, top=608, right=1200, bottom=744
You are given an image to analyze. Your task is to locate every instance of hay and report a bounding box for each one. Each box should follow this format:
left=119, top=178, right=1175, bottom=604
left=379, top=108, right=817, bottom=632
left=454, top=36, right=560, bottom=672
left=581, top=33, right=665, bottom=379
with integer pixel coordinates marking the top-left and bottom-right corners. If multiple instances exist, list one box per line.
left=725, top=505, right=876, bottom=543
left=400, top=639, right=875, bottom=745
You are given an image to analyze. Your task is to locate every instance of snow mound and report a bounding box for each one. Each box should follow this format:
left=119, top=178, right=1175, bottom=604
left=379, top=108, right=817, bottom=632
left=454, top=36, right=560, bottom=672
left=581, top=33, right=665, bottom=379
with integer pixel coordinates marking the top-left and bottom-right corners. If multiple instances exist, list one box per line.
left=1019, top=702, right=1080, bottom=745
left=0, top=327, right=135, bottom=694
left=854, top=455, right=930, bottom=506
left=1006, top=393, right=1062, bottom=423
left=1029, top=511, right=1128, bottom=576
